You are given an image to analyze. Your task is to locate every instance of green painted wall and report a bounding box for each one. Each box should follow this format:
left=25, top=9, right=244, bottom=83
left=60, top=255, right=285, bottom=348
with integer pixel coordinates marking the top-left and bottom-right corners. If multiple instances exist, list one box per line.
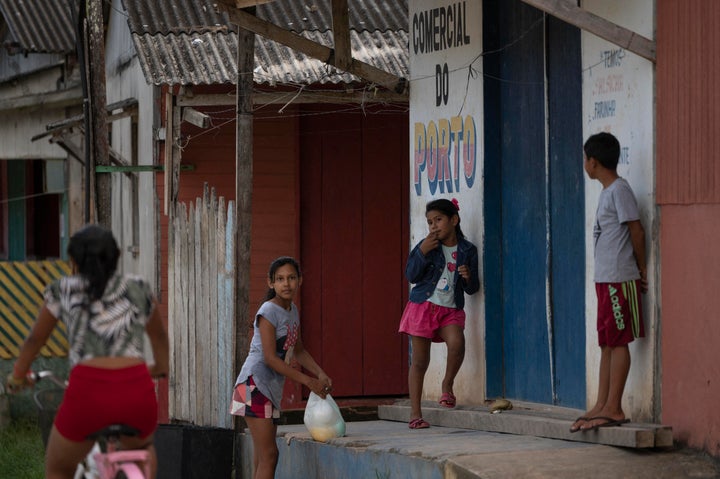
left=7, top=161, right=25, bottom=261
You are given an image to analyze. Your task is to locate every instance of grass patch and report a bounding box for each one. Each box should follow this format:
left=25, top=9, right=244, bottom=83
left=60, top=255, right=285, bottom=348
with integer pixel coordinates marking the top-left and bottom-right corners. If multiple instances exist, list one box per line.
left=0, top=418, right=45, bottom=479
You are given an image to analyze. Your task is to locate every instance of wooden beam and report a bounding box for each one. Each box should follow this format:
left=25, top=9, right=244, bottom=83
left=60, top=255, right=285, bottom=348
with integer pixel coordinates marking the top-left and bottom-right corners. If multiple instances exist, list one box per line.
left=331, top=0, right=351, bottom=71
left=182, top=107, right=211, bottom=129
left=163, top=91, right=174, bottom=216
left=51, top=134, right=85, bottom=165
left=107, top=145, right=138, bottom=179
left=32, top=99, right=138, bottom=141
left=177, top=90, right=408, bottom=107
left=95, top=165, right=195, bottom=173
left=222, top=7, right=408, bottom=93
left=521, top=0, right=655, bottom=62
left=217, top=0, right=275, bottom=8
left=87, top=0, right=112, bottom=227
left=0, top=87, right=83, bottom=113
left=45, top=131, right=135, bottom=179
left=233, top=5, right=255, bottom=464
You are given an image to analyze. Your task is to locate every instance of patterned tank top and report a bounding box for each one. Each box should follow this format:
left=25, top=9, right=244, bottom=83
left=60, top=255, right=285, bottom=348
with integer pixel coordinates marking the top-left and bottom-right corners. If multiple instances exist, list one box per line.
left=44, top=274, right=155, bottom=366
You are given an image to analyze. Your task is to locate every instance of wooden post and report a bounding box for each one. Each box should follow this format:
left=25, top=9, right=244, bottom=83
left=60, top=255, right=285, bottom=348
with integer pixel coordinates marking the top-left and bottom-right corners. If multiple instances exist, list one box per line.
left=233, top=6, right=255, bottom=443
left=224, top=7, right=408, bottom=93
left=331, top=0, right=351, bottom=71
left=87, top=0, right=111, bottom=226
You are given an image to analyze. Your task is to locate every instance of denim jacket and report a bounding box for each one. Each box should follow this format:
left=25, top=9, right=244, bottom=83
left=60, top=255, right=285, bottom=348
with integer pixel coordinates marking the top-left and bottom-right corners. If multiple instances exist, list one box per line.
left=405, top=237, right=480, bottom=309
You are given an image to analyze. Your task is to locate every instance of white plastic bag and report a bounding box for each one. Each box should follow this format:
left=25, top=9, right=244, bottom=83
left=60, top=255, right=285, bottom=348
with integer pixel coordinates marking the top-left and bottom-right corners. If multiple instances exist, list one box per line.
left=303, top=392, right=346, bottom=442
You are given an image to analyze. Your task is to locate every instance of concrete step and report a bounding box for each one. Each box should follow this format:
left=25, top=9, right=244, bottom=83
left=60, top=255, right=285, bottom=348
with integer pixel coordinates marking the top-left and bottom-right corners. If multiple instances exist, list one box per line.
left=378, top=399, right=673, bottom=448
left=238, top=419, right=720, bottom=479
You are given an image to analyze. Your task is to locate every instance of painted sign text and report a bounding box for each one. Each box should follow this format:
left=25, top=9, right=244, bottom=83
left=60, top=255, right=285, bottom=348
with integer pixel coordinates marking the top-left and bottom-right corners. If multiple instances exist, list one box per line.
left=412, top=2, right=471, bottom=55
left=414, top=115, right=477, bottom=195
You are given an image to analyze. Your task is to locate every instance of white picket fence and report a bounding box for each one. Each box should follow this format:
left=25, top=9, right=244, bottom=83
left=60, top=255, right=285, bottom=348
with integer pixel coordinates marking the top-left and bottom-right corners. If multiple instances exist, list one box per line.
left=168, top=185, right=236, bottom=428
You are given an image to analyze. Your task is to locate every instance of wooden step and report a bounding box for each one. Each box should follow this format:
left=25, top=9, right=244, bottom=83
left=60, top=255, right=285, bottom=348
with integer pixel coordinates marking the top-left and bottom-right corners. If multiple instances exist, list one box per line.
left=378, top=401, right=673, bottom=448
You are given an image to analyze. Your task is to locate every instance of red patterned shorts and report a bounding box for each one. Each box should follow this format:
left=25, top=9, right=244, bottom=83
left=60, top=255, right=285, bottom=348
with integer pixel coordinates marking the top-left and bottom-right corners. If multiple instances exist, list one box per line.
left=596, top=280, right=645, bottom=347
left=229, top=376, right=280, bottom=421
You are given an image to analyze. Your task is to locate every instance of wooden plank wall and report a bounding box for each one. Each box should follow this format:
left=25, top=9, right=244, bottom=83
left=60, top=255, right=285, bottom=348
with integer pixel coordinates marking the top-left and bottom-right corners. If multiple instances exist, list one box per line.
left=169, top=185, right=236, bottom=428
left=0, top=261, right=71, bottom=359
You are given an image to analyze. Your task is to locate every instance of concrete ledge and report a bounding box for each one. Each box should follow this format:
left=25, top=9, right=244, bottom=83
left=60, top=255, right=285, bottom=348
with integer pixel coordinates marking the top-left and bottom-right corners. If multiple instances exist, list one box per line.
left=378, top=401, right=673, bottom=448
left=235, top=419, right=714, bottom=479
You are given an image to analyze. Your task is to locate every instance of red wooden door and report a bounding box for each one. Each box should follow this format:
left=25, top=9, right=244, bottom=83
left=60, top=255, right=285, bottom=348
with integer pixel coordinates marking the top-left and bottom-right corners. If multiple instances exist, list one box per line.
left=300, top=106, right=409, bottom=397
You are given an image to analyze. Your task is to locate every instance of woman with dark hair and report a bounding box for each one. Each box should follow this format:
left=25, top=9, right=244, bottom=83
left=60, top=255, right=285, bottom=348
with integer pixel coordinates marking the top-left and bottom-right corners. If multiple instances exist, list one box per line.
left=6, top=224, right=169, bottom=479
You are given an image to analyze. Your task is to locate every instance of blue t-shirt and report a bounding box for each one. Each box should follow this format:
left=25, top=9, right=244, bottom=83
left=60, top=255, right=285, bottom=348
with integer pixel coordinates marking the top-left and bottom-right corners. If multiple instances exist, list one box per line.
left=234, top=300, right=300, bottom=410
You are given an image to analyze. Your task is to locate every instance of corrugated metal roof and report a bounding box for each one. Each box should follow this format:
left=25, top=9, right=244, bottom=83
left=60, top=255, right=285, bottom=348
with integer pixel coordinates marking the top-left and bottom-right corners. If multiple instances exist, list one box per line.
left=133, top=29, right=407, bottom=86
left=258, top=0, right=407, bottom=34
left=124, top=0, right=407, bottom=35
left=122, top=0, right=408, bottom=87
left=0, top=0, right=75, bottom=53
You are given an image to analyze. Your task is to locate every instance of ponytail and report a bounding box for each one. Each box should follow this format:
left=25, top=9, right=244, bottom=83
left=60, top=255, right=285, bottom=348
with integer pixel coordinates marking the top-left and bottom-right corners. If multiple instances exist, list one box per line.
left=67, top=225, right=120, bottom=300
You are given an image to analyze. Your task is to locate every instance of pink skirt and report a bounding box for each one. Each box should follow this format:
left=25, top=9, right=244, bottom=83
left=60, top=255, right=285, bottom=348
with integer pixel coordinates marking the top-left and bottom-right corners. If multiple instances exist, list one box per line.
left=398, top=301, right=465, bottom=342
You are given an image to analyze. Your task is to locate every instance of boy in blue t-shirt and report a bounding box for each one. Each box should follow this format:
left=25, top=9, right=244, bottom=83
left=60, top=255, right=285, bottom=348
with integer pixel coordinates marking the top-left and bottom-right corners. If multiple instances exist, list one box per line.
left=570, top=132, right=647, bottom=433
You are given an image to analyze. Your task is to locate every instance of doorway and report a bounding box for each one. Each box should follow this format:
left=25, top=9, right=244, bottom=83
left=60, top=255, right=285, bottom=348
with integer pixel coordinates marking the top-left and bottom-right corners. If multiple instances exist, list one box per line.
left=483, top=1, right=585, bottom=407
left=299, top=105, right=410, bottom=397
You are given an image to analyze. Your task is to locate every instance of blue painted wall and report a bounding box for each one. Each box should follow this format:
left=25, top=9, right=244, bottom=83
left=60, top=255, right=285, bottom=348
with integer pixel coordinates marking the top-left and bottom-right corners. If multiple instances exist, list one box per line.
left=483, top=0, right=584, bottom=407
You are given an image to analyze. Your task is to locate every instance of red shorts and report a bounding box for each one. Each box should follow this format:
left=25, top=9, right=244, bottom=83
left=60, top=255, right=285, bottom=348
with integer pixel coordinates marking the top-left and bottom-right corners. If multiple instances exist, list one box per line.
left=398, top=301, right=465, bottom=342
left=229, top=376, right=280, bottom=421
left=54, top=364, right=158, bottom=442
left=596, top=280, right=644, bottom=347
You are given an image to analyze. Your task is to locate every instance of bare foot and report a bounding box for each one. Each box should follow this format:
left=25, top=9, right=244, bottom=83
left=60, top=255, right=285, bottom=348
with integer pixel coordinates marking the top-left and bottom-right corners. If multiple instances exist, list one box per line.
left=580, top=412, right=627, bottom=431
left=570, top=407, right=602, bottom=433
left=569, top=416, right=590, bottom=433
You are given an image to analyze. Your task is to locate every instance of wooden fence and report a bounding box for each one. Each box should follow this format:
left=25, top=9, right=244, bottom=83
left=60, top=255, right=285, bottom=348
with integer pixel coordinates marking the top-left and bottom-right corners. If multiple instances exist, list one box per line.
left=0, top=261, right=71, bottom=359
left=168, top=186, right=236, bottom=428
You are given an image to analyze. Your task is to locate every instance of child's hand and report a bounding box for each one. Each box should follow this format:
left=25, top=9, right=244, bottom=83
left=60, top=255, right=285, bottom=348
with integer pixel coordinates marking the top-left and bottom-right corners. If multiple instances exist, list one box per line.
left=308, top=377, right=333, bottom=399
left=420, top=232, right=439, bottom=255
left=318, top=372, right=332, bottom=390
left=639, top=269, right=648, bottom=293
left=5, top=373, right=33, bottom=394
left=458, top=264, right=470, bottom=282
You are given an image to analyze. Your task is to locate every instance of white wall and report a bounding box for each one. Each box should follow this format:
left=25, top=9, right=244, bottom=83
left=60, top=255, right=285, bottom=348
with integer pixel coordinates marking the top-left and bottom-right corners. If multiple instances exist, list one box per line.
left=105, top=0, right=159, bottom=288
left=581, top=0, right=657, bottom=421
left=409, top=0, right=485, bottom=404
left=0, top=67, right=74, bottom=160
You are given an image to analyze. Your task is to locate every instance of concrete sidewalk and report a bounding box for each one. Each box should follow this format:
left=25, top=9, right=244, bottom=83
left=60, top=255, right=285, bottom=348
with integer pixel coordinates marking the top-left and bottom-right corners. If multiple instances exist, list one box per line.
left=237, top=401, right=720, bottom=479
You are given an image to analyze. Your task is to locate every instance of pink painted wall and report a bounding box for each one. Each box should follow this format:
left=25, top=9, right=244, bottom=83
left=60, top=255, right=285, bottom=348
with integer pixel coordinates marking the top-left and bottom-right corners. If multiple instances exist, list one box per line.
left=660, top=205, right=720, bottom=455
left=657, top=1, right=720, bottom=456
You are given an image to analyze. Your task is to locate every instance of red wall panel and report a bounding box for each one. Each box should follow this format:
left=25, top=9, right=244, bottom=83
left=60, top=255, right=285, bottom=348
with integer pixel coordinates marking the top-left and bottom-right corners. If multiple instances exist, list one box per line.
left=300, top=105, right=409, bottom=398
left=657, top=0, right=720, bottom=204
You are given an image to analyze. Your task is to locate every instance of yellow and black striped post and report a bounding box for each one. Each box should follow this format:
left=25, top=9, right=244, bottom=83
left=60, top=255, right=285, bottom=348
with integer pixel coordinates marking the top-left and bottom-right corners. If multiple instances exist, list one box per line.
left=0, top=261, right=71, bottom=359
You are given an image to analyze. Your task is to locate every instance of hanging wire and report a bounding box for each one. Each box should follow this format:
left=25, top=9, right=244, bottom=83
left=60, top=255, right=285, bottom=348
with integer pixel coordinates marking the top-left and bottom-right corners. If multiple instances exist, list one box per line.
left=123, top=7, right=592, bottom=145
left=0, top=190, right=69, bottom=205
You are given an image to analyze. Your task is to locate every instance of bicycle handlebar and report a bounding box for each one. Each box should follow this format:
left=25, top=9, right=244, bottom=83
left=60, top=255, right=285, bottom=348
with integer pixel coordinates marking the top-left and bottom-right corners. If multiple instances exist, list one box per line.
left=29, top=370, right=68, bottom=389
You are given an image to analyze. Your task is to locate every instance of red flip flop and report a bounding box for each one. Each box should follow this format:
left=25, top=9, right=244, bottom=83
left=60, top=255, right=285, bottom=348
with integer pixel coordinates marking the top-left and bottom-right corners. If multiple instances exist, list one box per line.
left=408, top=418, right=430, bottom=429
left=439, top=392, right=456, bottom=408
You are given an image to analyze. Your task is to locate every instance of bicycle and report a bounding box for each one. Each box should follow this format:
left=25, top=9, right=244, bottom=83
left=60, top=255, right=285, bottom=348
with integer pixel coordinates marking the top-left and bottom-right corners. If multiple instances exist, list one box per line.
left=30, top=370, right=152, bottom=479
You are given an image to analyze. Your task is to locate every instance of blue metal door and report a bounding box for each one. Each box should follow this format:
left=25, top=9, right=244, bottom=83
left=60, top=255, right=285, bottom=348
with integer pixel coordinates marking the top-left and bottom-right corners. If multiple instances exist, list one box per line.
left=483, top=1, right=585, bottom=406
